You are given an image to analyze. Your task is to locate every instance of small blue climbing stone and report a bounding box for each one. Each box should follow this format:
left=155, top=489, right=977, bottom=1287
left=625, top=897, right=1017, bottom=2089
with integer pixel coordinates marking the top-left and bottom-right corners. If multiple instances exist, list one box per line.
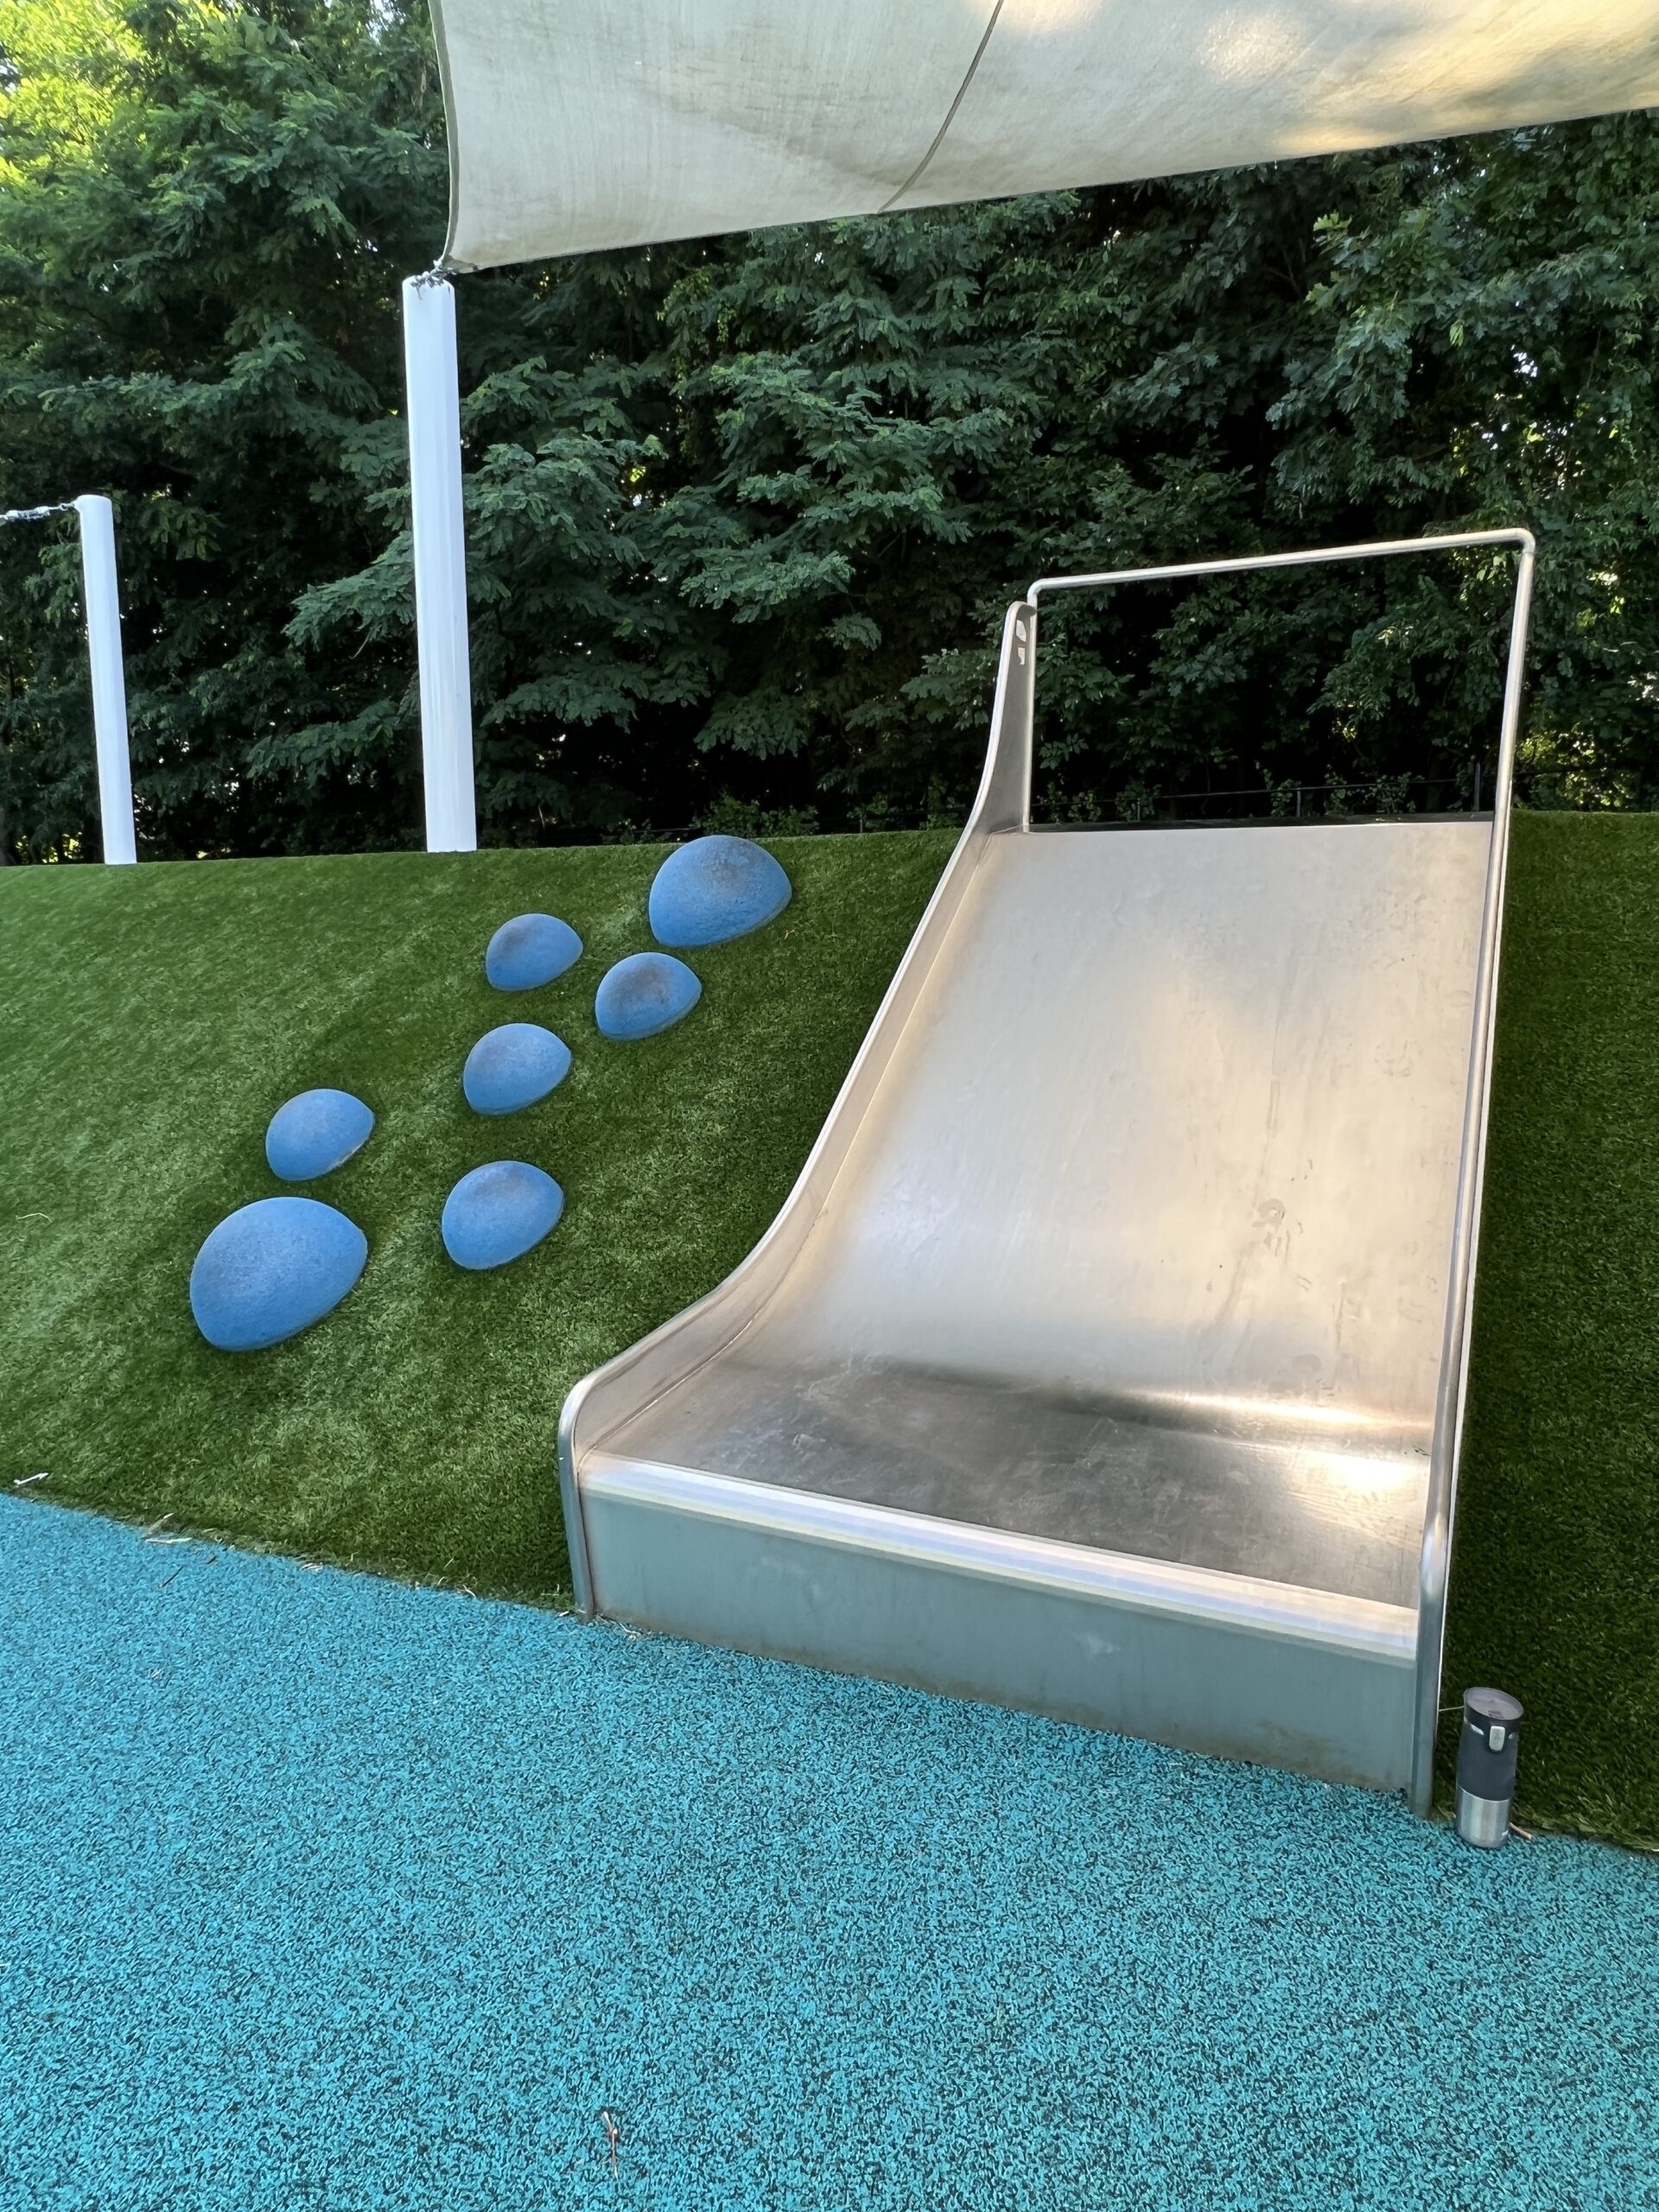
left=648, top=834, right=791, bottom=948
left=442, top=1161, right=565, bottom=1270
left=189, top=1197, right=367, bottom=1353
left=463, top=1023, right=572, bottom=1116
left=264, top=1088, right=375, bottom=1181
left=485, top=912, right=582, bottom=992
left=594, top=952, right=702, bottom=1041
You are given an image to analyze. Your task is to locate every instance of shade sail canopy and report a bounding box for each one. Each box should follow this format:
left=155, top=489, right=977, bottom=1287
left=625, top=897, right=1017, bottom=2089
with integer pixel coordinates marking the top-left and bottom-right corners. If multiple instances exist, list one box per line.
left=431, top=0, right=1659, bottom=270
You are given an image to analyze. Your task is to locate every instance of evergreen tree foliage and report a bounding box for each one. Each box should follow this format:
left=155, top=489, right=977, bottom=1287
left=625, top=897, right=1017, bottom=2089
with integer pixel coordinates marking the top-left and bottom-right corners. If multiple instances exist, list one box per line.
left=2, top=1, right=1656, bottom=858
left=0, top=0, right=446, bottom=857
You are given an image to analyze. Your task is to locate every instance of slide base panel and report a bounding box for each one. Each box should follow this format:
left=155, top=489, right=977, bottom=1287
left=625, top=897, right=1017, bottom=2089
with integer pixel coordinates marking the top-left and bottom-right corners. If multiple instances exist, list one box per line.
left=583, top=1453, right=1418, bottom=1792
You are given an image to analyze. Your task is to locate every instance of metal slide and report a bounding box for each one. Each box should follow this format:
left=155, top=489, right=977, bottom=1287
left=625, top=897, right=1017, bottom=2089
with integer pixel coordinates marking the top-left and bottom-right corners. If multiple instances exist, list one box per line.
left=560, top=534, right=1535, bottom=1811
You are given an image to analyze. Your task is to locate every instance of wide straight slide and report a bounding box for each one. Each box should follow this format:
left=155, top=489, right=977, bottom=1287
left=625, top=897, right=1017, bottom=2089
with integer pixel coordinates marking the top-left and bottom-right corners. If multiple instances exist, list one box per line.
left=560, top=534, right=1535, bottom=1811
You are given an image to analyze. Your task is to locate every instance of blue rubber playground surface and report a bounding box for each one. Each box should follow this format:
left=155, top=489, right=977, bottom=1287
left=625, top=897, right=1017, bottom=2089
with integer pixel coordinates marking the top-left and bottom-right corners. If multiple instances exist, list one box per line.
left=3, top=1501, right=1656, bottom=2211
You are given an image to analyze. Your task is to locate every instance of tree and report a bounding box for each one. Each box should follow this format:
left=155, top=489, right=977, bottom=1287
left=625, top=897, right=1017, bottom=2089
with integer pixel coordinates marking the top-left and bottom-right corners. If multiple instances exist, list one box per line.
left=281, top=107, right=1659, bottom=836
left=3, top=3, right=1657, bottom=858
left=632, top=128, right=1659, bottom=823
left=0, top=0, right=448, bottom=858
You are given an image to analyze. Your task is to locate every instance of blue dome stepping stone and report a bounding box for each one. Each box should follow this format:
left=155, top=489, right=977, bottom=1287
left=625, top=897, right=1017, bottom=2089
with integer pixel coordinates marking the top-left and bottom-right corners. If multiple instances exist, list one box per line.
left=442, top=1161, right=565, bottom=1271
left=190, top=1197, right=367, bottom=1352
left=649, top=834, right=791, bottom=948
left=485, top=912, right=582, bottom=992
left=463, top=1023, right=572, bottom=1116
left=594, top=952, right=702, bottom=1041
left=264, top=1088, right=375, bottom=1181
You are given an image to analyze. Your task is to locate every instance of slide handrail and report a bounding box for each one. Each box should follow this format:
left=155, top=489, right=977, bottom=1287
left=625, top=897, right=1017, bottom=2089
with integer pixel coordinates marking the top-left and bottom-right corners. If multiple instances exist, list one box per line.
left=1028, top=526, right=1535, bottom=603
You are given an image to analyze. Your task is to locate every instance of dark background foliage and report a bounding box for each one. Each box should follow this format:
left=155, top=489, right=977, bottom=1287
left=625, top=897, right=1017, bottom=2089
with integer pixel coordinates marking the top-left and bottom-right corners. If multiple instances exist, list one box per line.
left=2, top=0, right=1656, bottom=860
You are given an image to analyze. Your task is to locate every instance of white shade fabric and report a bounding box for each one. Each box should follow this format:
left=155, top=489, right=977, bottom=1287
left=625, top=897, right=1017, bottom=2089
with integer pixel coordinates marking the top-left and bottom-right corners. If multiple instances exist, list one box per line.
left=430, top=0, right=1659, bottom=270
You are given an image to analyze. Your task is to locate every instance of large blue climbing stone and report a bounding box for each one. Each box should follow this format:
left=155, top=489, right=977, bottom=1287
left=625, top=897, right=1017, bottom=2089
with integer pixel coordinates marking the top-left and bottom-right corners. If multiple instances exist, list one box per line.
left=264, top=1088, right=375, bottom=1181
left=485, top=912, right=582, bottom=992
left=441, top=1160, right=565, bottom=1271
left=463, top=1023, right=572, bottom=1116
left=189, top=1197, right=367, bottom=1352
left=648, top=833, right=791, bottom=948
left=594, top=952, right=702, bottom=1041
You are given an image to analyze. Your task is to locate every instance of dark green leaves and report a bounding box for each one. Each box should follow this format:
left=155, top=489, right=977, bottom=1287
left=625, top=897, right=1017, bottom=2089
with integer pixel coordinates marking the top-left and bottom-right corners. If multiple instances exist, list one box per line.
left=3, top=14, right=1657, bottom=857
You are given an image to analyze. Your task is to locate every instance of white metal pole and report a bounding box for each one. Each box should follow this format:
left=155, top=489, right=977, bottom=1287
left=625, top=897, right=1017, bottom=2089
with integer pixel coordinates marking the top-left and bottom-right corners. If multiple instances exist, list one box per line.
left=403, top=271, right=478, bottom=853
left=73, top=494, right=137, bottom=866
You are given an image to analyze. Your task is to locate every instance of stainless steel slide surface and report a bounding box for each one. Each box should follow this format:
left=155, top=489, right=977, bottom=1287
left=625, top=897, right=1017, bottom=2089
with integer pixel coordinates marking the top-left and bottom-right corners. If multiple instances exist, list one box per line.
left=561, top=536, right=1536, bottom=1809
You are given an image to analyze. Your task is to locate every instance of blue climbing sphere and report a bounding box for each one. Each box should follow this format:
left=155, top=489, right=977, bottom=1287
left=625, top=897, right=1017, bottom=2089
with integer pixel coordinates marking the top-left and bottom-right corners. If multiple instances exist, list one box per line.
left=189, top=1197, right=367, bottom=1352
left=648, top=835, right=791, bottom=949
left=441, top=1161, right=565, bottom=1270
left=462, top=1023, right=573, bottom=1116
left=594, top=952, right=702, bottom=1041
left=485, top=912, right=583, bottom=992
left=264, top=1088, right=375, bottom=1181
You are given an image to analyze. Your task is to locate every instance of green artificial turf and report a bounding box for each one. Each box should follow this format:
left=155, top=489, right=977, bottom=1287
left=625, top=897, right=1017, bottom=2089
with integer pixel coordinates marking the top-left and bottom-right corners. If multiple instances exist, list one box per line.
left=0, top=835, right=953, bottom=1603
left=1443, top=814, right=1659, bottom=1850
left=3, top=817, right=1657, bottom=1844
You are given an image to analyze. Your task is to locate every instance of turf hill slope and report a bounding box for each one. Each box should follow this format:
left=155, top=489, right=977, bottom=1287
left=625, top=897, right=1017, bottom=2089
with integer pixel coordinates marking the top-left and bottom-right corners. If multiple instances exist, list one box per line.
left=2, top=819, right=1656, bottom=1846
left=1445, top=814, right=1659, bottom=1848
left=0, top=836, right=952, bottom=1605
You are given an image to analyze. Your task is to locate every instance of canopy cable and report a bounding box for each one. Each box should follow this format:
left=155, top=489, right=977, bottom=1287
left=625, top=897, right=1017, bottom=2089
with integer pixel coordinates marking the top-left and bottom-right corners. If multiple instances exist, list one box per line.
left=879, top=0, right=1007, bottom=213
